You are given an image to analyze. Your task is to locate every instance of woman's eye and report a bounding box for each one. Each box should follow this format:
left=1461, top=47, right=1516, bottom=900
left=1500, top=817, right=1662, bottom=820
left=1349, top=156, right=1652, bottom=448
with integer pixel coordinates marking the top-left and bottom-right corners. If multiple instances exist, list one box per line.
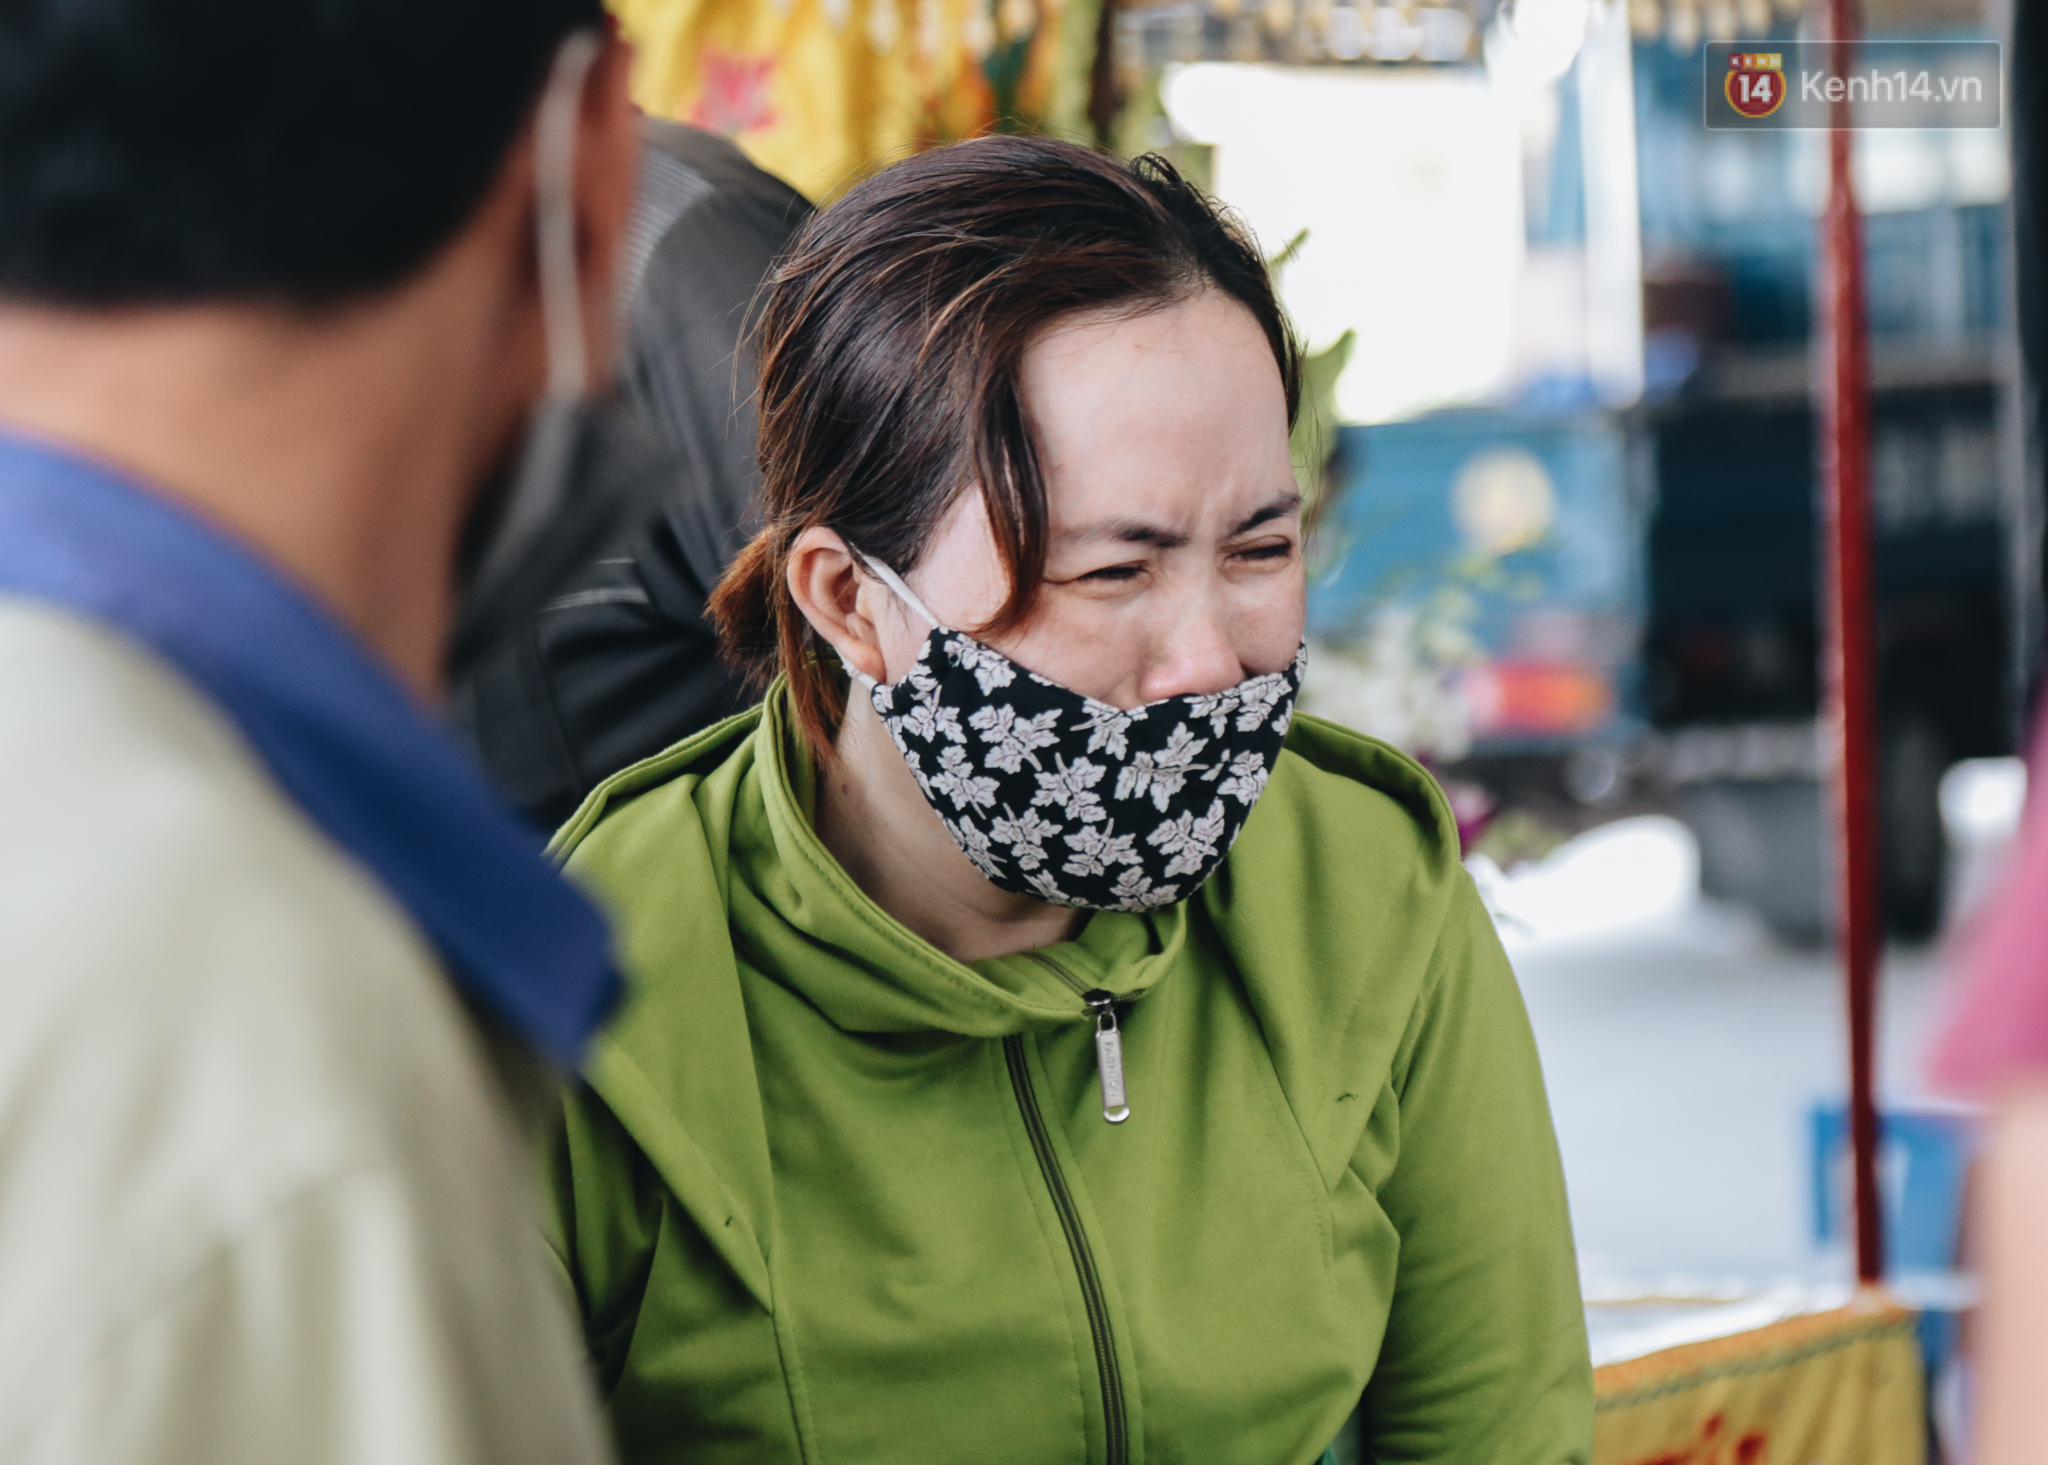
left=1234, top=540, right=1296, bottom=564
left=1079, top=563, right=1146, bottom=584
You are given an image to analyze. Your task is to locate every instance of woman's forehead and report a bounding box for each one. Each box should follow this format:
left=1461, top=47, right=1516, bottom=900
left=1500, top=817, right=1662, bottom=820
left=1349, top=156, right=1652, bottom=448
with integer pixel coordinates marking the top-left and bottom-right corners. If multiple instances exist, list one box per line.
left=1021, top=294, right=1295, bottom=541
left=1023, top=289, right=1269, bottom=377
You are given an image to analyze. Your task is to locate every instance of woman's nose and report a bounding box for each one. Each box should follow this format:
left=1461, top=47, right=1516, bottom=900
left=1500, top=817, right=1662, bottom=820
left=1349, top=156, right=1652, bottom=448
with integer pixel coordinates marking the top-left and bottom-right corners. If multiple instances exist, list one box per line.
left=1136, top=605, right=1244, bottom=703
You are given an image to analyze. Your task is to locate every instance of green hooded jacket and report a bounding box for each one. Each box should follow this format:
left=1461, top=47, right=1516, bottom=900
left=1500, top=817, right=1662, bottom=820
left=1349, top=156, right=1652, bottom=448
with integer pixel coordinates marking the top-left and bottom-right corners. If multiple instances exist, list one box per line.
left=545, top=684, right=1592, bottom=1465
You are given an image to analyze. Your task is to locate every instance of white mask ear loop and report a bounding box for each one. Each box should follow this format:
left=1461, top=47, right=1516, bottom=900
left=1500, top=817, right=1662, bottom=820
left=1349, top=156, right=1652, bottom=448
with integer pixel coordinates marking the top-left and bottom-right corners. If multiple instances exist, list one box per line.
left=468, top=29, right=603, bottom=596
left=534, top=30, right=603, bottom=402
left=854, top=552, right=944, bottom=632
left=839, top=549, right=943, bottom=692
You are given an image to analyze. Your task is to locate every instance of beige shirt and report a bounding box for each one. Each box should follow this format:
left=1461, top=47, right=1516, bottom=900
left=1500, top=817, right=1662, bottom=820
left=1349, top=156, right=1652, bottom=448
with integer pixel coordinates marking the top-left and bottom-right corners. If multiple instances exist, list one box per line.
left=0, top=599, right=612, bottom=1465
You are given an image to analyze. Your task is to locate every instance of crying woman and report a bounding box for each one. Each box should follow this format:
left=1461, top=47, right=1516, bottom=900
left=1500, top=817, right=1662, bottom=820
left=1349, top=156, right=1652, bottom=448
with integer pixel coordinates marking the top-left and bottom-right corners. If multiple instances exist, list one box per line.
left=544, top=136, right=1593, bottom=1465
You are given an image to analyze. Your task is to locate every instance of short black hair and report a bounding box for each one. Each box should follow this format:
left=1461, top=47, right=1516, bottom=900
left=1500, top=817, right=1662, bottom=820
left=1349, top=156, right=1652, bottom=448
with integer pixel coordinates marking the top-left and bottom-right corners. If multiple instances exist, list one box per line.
left=0, top=0, right=604, bottom=307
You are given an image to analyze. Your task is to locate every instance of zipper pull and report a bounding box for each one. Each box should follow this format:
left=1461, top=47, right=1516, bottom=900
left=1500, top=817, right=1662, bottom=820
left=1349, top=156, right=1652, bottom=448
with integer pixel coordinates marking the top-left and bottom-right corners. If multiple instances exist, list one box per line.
left=1085, top=990, right=1131, bottom=1125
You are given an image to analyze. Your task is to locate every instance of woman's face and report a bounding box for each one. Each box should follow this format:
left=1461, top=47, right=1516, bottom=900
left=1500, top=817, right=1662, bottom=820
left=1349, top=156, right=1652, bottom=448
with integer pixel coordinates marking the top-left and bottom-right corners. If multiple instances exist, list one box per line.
left=881, top=289, right=1305, bottom=712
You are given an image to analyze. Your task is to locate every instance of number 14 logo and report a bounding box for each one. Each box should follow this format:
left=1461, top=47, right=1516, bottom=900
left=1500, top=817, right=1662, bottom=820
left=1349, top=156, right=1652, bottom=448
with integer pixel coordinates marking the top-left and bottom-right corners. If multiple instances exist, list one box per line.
left=1726, top=52, right=1786, bottom=118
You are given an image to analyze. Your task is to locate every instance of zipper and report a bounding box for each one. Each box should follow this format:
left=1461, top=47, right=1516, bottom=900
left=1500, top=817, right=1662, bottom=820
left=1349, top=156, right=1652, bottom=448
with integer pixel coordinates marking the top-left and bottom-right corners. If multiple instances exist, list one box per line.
left=1023, top=952, right=1131, bottom=1125
left=1003, top=1034, right=1130, bottom=1465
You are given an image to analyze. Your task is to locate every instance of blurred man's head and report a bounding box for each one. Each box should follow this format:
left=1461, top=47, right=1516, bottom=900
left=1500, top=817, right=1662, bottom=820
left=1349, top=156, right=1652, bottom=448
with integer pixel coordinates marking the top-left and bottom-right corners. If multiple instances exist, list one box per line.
left=0, top=0, right=604, bottom=306
left=0, top=0, right=639, bottom=693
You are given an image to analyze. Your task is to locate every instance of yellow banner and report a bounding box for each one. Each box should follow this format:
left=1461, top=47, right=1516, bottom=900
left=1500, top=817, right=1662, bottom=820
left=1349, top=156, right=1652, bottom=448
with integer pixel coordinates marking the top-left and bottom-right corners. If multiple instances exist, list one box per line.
left=611, top=0, right=1098, bottom=201
left=1593, top=1303, right=1925, bottom=1465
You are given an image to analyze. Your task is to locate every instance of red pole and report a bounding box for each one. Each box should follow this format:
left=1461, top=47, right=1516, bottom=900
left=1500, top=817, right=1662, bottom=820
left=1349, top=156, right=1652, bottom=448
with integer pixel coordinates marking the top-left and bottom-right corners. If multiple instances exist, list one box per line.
left=1817, top=0, right=1884, bottom=1287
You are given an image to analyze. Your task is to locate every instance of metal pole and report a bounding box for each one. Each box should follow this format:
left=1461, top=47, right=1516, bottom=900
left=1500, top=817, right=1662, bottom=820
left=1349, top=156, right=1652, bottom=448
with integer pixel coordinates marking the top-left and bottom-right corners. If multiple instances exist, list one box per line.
left=1817, top=0, right=1885, bottom=1287
left=2001, top=0, right=2046, bottom=733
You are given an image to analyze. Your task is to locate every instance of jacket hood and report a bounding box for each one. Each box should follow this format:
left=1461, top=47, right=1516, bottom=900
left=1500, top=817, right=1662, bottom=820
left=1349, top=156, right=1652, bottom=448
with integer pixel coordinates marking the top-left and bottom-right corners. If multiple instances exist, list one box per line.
left=558, top=682, right=1194, bottom=1038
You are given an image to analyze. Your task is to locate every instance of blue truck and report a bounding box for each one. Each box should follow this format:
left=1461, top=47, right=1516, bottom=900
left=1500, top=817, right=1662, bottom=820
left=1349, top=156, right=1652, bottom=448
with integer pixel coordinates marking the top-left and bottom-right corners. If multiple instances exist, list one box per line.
left=1312, top=356, right=2011, bottom=941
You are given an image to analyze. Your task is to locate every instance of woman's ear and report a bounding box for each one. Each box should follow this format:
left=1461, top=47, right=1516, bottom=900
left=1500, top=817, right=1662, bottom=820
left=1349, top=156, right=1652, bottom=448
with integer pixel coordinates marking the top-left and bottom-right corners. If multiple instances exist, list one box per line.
left=787, top=527, right=889, bottom=683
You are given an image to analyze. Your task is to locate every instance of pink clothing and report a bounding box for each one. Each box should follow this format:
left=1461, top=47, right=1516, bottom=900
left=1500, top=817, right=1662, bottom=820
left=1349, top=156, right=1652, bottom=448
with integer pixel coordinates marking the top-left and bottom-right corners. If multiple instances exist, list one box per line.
left=1933, top=717, right=2048, bottom=1096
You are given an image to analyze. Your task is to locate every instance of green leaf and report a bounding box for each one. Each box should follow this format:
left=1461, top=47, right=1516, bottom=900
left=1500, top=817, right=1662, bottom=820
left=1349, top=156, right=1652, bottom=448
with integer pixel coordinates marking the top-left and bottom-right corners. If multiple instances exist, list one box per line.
left=1292, top=328, right=1355, bottom=529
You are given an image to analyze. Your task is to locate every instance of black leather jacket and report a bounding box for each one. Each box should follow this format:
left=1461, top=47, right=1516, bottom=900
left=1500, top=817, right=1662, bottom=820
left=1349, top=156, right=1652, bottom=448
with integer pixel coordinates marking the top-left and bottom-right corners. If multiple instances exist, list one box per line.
left=453, top=121, right=812, bottom=831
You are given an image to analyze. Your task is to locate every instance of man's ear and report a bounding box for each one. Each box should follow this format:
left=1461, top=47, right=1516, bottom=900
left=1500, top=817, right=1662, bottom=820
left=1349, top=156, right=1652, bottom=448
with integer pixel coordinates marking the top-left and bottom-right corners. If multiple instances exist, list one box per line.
left=573, top=32, right=640, bottom=385
left=787, top=527, right=889, bottom=684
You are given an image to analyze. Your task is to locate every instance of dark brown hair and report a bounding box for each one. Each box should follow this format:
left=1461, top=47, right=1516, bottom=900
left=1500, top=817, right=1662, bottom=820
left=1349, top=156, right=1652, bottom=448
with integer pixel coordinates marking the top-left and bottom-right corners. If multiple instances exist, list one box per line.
left=708, top=134, right=1302, bottom=756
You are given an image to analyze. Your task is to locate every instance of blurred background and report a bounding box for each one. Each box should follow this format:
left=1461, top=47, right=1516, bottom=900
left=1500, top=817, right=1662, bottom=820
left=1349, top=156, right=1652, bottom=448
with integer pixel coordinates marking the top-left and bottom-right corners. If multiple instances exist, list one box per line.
left=609, top=0, right=2028, bottom=1450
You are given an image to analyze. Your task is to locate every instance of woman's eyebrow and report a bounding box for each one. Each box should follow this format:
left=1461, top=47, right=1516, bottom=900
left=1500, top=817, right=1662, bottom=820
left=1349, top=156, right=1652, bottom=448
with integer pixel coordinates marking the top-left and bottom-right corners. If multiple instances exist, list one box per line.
left=1229, top=492, right=1303, bottom=536
left=1058, top=518, right=1190, bottom=549
left=1056, top=492, right=1303, bottom=549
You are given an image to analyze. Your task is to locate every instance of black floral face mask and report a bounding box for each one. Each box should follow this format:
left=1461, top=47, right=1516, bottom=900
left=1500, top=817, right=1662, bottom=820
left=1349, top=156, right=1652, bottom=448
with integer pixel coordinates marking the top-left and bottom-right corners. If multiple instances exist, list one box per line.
left=844, top=557, right=1305, bottom=913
